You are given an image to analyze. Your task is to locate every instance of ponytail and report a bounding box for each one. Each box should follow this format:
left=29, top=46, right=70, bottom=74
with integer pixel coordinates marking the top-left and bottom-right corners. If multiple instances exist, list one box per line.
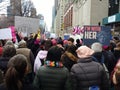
left=4, top=54, right=27, bottom=90
left=5, top=67, right=23, bottom=90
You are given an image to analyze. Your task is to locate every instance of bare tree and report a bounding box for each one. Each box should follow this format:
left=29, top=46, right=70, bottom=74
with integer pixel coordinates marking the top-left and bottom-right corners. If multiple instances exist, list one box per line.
left=0, top=0, right=36, bottom=17
left=21, top=0, right=37, bottom=17
left=0, top=0, right=37, bottom=28
left=0, top=14, right=8, bottom=28
left=9, top=0, right=36, bottom=17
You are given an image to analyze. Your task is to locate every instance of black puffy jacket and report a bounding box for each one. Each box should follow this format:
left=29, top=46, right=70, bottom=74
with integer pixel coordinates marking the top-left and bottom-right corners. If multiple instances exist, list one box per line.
left=33, top=64, right=72, bottom=90
left=70, top=57, right=109, bottom=90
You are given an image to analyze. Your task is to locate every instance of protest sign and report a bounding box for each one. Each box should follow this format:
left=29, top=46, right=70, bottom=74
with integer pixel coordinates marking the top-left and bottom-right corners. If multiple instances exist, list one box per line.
left=0, top=28, right=12, bottom=39
left=15, top=16, right=39, bottom=36
left=83, top=26, right=111, bottom=46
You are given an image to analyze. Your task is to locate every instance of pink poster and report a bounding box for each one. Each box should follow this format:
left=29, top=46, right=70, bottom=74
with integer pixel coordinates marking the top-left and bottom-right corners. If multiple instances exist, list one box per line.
left=9, top=26, right=16, bottom=42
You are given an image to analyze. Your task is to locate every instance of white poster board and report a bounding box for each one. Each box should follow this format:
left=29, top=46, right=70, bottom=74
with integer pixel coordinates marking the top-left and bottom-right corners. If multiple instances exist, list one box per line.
left=15, top=16, right=39, bottom=36
left=0, top=28, right=12, bottom=39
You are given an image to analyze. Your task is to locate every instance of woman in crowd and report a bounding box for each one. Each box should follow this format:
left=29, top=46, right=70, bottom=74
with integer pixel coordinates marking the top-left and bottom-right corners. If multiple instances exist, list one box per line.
left=34, top=39, right=53, bottom=73
left=0, top=42, right=16, bottom=84
left=33, top=46, right=71, bottom=90
left=16, top=40, right=34, bottom=84
left=91, top=42, right=116, bottom=77
left=112, top=61, right=120, bottom=90
left=0, top=45, right=16, bottom=75
left=70, top=46, right=109, bottom=90
left=0, top=54, right=34, bottom=90
left=61, top=45, right=78, bottom=71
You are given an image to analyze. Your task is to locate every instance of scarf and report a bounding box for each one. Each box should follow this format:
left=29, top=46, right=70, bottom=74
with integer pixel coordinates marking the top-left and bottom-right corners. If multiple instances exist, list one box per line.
left=44, top=61, right=63, bottom=68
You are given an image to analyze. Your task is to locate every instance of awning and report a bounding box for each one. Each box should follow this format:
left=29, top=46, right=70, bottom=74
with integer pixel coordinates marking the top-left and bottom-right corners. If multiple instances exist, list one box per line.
left=102, top=13, right=120, bottom=25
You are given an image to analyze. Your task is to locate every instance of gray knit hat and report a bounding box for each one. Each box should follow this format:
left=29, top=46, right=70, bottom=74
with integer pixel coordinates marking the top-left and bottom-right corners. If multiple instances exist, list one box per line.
left=18, top=40, right=27, bottom=48
left=91, top=42, right=102, bottom=52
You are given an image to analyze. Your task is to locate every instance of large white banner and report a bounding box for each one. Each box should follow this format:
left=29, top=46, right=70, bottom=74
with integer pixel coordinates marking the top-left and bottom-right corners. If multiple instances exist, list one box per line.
left=0, top=28, right=12, bottom=39
left=15, top=16, right=39, bottom=36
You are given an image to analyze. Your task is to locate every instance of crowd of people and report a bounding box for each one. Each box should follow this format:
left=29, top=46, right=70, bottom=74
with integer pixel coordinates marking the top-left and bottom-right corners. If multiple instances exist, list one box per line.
left=0, top=33, right=120, bottom=90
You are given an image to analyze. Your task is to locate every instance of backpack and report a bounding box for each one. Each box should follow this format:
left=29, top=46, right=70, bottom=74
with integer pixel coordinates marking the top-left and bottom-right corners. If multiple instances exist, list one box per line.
left=92, top=54, right=109, bottom=79
left=78, top=64, right=100, bottom=90
left=89, top=86, right=100, bottom=90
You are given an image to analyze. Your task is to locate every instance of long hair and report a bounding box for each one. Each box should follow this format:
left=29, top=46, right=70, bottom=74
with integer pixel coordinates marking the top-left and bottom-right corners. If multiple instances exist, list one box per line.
left=67, top=45, right=77, bottom=57
left=5, top=54, right=27, bottom=90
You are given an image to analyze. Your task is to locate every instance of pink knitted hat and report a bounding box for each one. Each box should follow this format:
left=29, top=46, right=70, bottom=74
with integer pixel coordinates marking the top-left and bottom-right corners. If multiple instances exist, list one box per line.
left=63, top=40, right=68, bottom=45
left=76, top=46, right=94, bottom=58
left=51, top=39, right=57, bottom=46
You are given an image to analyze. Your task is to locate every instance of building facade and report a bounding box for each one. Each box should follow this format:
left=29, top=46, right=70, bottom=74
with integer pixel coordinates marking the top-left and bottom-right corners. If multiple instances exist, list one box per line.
left=51, top=5, right=55, bottom=33
left=64, top=0, right=73, bottom=34
left=73, top=0, right=108, bottom=27
left=53, top=0, right=65, bottom=37
left=53, top=0, right=108, bottom=38
left=103, top=0, right=120, bottom=37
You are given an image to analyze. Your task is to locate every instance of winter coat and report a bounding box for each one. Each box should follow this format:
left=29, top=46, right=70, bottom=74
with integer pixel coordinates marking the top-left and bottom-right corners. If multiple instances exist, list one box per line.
left=34, top=50, right=48, bottom=73
left=16, top=48, right=34, bottom=73
left=0, top=57, right=10, bottom=74
left=92, top=51, right=116, bottom=74
left=114, top=48, right=120, bottom=62
left=33, top=61, right=72, bottom=90
left=61, top=51, right=78, bottom=71
left=16, top=48, right=35, bottom=84
left=0, top=57, right=9, bottom=84
left=70, top=57, right=109, bottom=90
left=0, top=70, right=3, bottom=84
left=0, top=83, right=35, bottom=90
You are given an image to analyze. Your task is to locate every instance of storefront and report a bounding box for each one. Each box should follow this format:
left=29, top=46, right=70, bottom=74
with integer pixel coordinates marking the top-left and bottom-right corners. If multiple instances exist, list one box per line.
left=102, top=13, right=120, bottom=37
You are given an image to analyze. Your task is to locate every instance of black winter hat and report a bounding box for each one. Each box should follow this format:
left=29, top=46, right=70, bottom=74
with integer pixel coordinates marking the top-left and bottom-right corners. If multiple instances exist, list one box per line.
left=46, top=46, right=64, bottom=61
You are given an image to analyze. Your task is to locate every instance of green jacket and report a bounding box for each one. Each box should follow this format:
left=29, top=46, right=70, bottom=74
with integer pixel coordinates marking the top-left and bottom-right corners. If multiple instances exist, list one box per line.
left=33, top=65, right=72, bottom=90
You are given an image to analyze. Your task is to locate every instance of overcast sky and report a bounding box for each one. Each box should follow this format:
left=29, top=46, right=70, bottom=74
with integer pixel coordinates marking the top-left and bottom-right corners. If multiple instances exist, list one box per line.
left=0, top=0, right=9, bottom=14
left=31, top=0, right=54, bottom=31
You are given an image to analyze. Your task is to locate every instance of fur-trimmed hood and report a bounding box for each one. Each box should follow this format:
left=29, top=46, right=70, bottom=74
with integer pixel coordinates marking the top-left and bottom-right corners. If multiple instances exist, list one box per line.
left=64, top=51, right=78, bottom=62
